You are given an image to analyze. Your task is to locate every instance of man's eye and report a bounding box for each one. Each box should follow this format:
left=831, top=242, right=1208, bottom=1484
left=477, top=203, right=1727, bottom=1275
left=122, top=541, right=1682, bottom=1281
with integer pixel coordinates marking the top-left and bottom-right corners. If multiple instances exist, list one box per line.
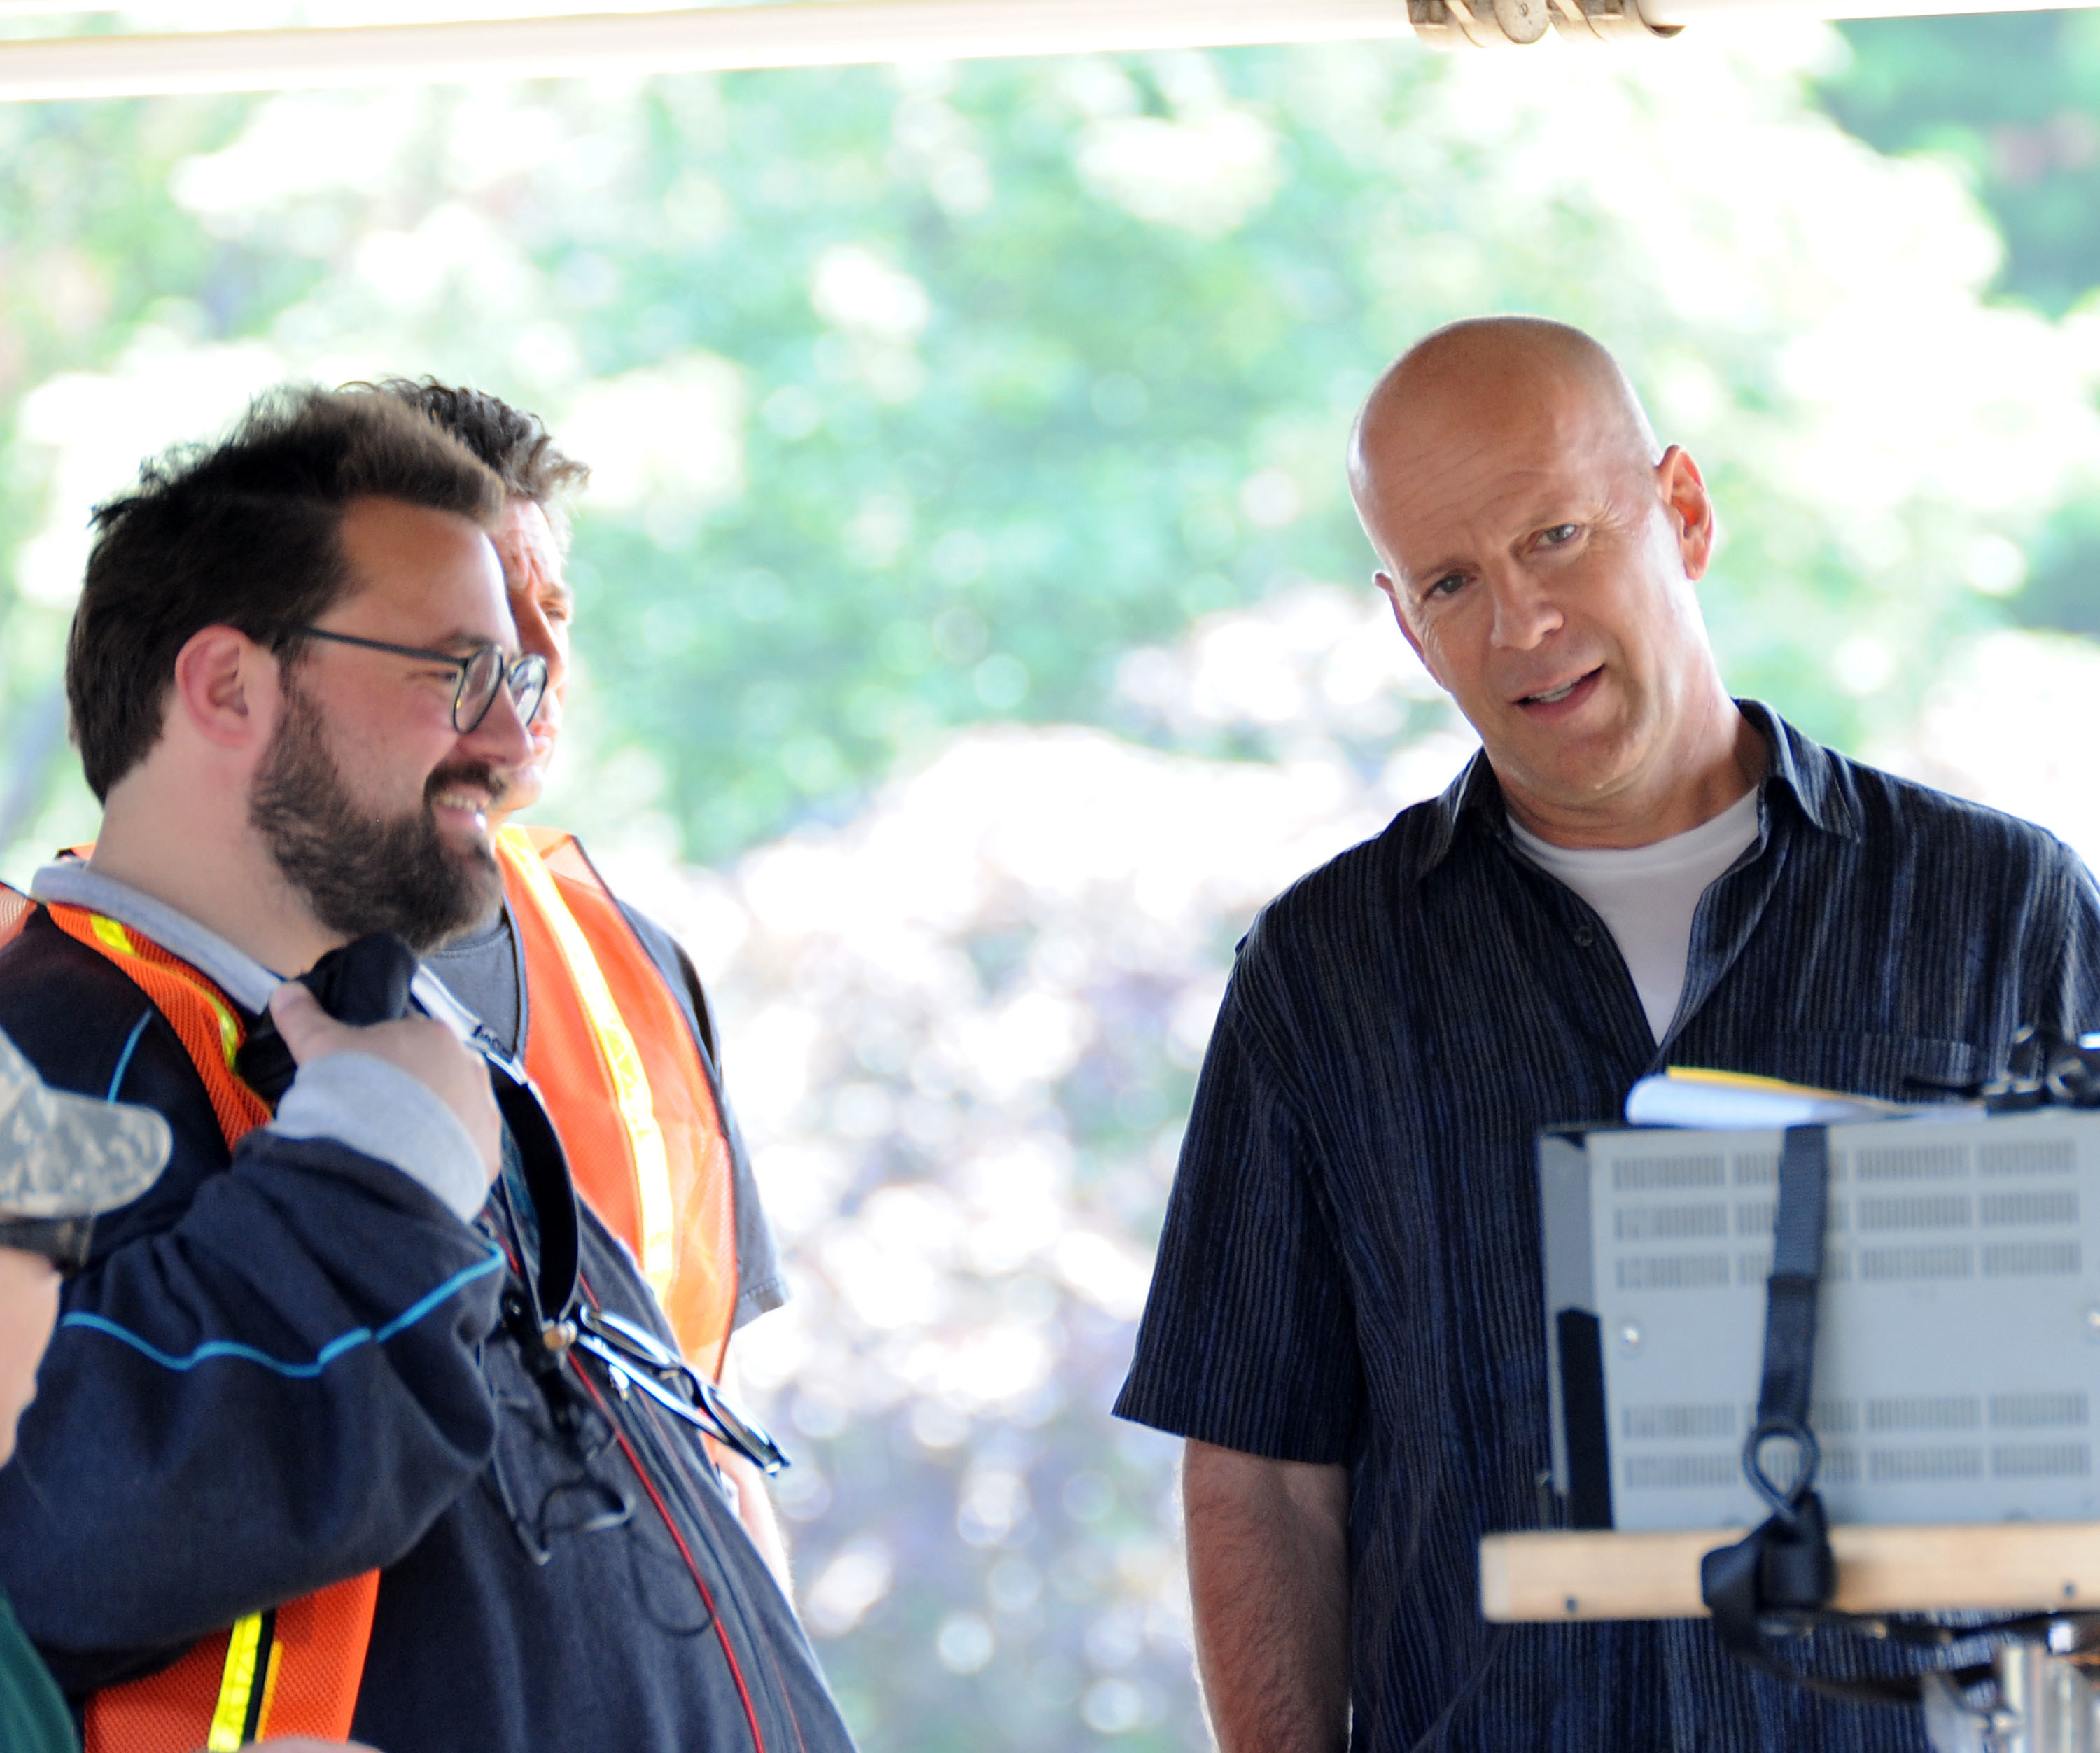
left=1427, top=573, right=1466, bottom=599
left=1538, top=523, right=1579, bottom=548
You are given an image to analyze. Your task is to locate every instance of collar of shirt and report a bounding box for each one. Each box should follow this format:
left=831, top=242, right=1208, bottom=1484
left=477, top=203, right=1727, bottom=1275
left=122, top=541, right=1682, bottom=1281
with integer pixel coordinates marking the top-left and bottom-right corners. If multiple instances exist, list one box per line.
left=29, top=859, right=282, bottom=1012
left=28, top=859, right=487, bottom=1051
left=1409, top=698, right=1861, bottom=880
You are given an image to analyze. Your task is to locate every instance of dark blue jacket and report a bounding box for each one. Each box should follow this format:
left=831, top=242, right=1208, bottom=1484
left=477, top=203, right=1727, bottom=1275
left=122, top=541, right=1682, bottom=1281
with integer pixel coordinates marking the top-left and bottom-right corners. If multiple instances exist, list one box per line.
left=0, top=909, right=855, bottom=1753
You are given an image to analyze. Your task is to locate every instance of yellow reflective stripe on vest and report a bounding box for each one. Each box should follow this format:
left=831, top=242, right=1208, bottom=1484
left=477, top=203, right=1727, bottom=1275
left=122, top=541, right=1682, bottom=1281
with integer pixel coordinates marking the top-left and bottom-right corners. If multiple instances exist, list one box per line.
left=204, top=1613, right=268, bottom=1752
left=87, top=914, right=132, bottom=958
left=497, top=827, right=676, bottom=1294
left=88, top=913, right=242, bottom=1068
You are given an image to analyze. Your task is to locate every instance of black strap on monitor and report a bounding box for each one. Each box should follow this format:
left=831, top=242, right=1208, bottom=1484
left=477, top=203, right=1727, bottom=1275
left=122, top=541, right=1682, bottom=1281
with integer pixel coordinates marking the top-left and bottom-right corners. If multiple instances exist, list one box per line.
left=1699, top=1124, right=1917, bottom=1705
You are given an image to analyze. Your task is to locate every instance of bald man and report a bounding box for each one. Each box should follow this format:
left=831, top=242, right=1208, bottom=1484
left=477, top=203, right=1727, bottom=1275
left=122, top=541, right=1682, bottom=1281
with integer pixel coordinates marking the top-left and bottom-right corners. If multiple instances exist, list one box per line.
left=1114, top=317, right=2100, bottom=1749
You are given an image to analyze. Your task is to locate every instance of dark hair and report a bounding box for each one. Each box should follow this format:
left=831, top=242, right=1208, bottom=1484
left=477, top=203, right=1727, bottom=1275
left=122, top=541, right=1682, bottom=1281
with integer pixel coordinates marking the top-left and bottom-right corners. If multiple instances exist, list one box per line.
left=68, top=385, right=505, bottom=801
left=361, top=379, right=589, bottom=545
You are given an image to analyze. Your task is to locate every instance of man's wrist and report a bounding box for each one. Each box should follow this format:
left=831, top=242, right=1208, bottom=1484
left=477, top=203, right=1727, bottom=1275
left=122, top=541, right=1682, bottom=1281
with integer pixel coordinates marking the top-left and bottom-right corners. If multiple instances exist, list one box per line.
left=269, top=1054, right=489, bottom=1223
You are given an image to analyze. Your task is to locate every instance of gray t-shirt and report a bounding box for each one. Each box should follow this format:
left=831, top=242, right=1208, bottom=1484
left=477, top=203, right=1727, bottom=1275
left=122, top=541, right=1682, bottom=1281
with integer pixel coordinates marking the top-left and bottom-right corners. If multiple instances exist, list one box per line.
left=424, top=910, right=523, bottom=1059
left=424, top=902, right=783, bottom=1329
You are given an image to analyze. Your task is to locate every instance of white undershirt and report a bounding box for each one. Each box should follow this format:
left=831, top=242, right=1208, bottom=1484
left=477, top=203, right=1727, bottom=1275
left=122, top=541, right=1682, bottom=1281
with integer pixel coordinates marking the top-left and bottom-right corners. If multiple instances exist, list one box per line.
left=1507, top=788, right=1761, bottom=1044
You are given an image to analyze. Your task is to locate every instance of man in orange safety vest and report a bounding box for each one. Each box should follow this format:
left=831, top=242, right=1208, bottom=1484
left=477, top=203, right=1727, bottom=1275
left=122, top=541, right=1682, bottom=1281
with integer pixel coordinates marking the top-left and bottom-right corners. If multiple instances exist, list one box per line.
left=368, top=379, right=792, bottom=1584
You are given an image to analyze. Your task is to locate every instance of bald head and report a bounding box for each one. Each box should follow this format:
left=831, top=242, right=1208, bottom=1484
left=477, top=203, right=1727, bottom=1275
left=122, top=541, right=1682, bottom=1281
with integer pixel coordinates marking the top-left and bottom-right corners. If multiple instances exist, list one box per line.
left=1350, top=318, right=1659, bottom=568
left=1343, top=315, right=1753, bottom=848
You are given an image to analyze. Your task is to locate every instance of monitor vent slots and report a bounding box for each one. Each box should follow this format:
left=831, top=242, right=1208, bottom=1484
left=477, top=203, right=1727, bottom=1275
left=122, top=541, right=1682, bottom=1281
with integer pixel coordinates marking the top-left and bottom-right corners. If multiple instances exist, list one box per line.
left=1980, top=1139, right=2076, bottom=1177
left=1868, top=1397, right=1982, bottom=1432
left=1992, top=1444, right=2092, bottom=1479
left=1859, top=1245, right=1973, bottom=1281
left=1623, top=1403, right=1735, bottom=1440
left=1614, top=1203, right=1727, bottom=1241
left=1615, top=1255, right=1730, bottom=1291
left=1856, top=1143, right=1970, bottom=1182
left=1858, top=1194, right=1972, bottom=1231
left=1982, top=1241, right=2082, bottom=1277
left=1990, top=1393, right=2089, bottom=1428
left=1980, top=1191, right=2080, bottom=1226
left=1624, top=1455, right=1737, bottom=1490
left=1869, top=1448, right=1983, bottom=1483
left=1612, top=1155, right=1725, bottom=1192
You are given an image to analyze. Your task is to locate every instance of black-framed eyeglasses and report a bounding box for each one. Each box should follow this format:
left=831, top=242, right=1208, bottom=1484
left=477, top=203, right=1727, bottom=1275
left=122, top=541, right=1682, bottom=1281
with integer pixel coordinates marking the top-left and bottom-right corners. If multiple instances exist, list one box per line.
left=296, top=627, right=550, bottom=734
left=0, top=1215, right=94, bottom=1276
left=574, top=1306, right=790, bottom=1476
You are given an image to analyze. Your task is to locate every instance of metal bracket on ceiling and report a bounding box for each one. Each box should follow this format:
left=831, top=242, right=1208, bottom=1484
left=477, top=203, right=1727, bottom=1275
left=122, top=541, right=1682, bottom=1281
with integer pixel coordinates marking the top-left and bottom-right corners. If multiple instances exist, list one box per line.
left=1408, top=0, right=1681, bottom=46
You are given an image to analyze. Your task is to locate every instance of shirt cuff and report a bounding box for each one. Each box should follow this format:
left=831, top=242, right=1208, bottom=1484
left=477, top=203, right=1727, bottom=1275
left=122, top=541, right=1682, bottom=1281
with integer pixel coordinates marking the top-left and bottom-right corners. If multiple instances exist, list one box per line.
left=267, top=1053, right=489, bottom=1224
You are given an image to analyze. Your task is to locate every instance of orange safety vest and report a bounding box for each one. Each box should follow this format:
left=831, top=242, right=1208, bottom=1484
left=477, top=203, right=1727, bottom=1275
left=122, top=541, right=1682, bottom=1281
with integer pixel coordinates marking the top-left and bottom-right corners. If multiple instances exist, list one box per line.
left=1, top=837, right=744, bottom=1749
left=13, top=900, right=382, bottom=1753
left=496, top=825, right=740, bottom=1378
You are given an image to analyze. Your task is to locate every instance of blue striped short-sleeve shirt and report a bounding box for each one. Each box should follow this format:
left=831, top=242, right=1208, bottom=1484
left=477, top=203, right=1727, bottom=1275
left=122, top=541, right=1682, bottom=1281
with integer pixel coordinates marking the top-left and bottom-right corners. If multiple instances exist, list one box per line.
left=1116, top=703, right=2100, bottom=1750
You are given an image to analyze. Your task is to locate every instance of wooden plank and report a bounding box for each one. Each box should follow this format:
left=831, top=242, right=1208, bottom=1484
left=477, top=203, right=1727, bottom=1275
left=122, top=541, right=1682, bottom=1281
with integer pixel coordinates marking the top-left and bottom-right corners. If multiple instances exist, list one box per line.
left=1481, top=1523, right=2100, bottom=1622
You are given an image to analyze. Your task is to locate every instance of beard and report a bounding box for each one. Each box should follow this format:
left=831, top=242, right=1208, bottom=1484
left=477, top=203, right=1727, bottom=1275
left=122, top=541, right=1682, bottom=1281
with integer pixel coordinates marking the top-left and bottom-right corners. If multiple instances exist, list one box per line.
left=248, top=684, right=508, bottom=956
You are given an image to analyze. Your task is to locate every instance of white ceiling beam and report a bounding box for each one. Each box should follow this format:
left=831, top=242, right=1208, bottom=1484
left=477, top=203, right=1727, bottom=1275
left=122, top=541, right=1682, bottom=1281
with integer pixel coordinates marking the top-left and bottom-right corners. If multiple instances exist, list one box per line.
left=0, top=0, right=1415, bottom=102
left=0, top=0, right=2092, bottom=97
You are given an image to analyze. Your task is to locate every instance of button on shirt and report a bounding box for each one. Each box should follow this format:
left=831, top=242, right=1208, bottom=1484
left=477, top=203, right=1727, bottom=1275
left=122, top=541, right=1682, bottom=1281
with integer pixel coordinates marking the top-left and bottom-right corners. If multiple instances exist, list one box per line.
left=1509, top=787, right=1761, bottom=1042
left=1114, top=703, right=2100, bottom=1751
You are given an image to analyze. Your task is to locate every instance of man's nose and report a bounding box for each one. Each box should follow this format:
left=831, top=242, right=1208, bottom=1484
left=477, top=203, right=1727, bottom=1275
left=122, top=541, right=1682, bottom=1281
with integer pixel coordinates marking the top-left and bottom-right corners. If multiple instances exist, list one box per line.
left=1485, top=566, right=1563, bottom=652
left=462, top=673, right=537, bottom=768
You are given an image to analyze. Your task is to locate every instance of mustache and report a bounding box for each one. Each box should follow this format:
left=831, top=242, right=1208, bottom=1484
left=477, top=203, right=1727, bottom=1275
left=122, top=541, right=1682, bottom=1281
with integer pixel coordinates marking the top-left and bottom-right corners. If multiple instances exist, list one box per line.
left=424, top=760, right=512, bottom=813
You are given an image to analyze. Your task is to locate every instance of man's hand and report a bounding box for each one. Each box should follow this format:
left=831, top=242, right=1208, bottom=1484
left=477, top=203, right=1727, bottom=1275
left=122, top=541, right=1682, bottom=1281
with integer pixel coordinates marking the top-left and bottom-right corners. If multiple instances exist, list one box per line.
left=1183, top=1439, right=1350, bottom=1753
left=269, top=981, right=501, bottom=1186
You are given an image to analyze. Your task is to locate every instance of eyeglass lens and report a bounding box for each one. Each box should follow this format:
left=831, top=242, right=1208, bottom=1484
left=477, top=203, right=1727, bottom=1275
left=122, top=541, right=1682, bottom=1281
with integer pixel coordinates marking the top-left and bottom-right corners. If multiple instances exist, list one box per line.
left=455, top=648, right=550, bottom=734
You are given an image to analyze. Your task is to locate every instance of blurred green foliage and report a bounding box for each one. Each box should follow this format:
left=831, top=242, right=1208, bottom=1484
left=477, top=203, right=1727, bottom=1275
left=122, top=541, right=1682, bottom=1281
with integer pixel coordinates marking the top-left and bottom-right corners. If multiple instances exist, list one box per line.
left=550, top=53, right=1457, bottom=860
left=1822, top=13, right=2100, bottom=317
left=1818, top=15, right=2100, bottom=638
left=5, top=39, right=2071, bottom=879
left=0, top=96, right=276, bottom=847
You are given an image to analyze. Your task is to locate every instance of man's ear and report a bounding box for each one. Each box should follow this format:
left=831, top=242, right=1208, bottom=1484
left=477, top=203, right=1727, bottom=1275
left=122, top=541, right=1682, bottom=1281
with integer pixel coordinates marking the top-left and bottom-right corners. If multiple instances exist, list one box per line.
left=169, top=626, right=279, bottom=755
left=1658, top=445, right=1716, bottom=582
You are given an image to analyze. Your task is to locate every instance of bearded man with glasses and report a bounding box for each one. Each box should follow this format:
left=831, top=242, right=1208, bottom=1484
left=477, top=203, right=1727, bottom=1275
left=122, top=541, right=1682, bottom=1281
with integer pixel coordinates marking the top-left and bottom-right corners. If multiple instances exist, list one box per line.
left=0, top=389, right=855, bottom=1753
